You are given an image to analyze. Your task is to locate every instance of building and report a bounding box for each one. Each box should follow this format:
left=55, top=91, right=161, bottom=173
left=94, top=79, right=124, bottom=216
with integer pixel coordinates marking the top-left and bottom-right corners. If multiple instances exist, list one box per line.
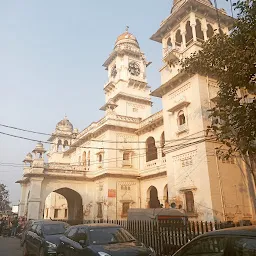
left=17, top=0, right=255, bottom=223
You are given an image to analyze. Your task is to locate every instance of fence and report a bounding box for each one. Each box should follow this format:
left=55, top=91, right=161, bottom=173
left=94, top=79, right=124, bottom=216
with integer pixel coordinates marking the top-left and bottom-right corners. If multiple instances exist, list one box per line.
left=58, top=219, right=244, bottom=255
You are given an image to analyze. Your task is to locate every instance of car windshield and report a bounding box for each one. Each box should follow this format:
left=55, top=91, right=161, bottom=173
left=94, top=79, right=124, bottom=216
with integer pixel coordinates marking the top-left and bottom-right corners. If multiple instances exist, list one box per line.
left=88, top=227, right=136, bottom=245
left=43, top=223, right=67, bottom=235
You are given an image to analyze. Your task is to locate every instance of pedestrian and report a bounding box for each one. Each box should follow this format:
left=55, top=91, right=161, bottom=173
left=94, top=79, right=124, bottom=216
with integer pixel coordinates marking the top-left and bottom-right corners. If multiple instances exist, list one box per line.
left=11, top=216, right=18, bottom=237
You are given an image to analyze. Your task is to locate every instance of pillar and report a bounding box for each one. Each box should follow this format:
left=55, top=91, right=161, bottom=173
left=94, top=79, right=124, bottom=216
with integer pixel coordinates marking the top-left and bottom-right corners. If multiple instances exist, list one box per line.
left=202, top=18, right=208, bottom=41
left=27, top=177, right=44, bottom=220
left=192, top=24, right=197, bottom=41
left=171, top=32, right=176, bottom=50
left=18, top=184, right=27, bottom=217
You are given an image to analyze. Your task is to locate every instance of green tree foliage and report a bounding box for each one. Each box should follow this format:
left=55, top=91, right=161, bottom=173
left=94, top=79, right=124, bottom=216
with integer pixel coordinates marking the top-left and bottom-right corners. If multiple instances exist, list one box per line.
left=181, top=0, right=256, bottom=184
left=0, top=183, right=11, bottom=212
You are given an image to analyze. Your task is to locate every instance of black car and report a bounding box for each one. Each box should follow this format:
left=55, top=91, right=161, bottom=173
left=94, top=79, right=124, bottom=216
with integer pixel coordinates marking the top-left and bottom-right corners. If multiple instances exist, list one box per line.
left=173, top=226, right=256, bottom=255
left=57, top=223, right=156, bottom=256
left=23, top=220, right=69, bottom=256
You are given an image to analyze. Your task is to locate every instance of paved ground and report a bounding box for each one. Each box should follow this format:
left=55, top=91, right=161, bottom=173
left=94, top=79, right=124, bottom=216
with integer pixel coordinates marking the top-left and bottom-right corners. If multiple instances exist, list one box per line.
left=0, top=236, right=22, bottom=256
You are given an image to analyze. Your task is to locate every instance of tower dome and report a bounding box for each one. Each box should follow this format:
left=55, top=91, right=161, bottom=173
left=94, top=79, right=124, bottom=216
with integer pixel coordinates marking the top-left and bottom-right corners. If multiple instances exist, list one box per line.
left=114, top=27, right=140, bottom=49
left=56, top=116, right=73, bottom=133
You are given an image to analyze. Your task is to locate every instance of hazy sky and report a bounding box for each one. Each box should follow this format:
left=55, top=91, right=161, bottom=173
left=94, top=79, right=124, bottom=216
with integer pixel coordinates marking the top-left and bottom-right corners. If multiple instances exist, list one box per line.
left=0, top=0, right=233, bottom=205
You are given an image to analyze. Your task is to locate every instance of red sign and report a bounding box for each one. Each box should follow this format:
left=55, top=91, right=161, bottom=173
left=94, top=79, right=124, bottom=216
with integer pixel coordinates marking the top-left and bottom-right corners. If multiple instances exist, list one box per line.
left=108, top=189, right=116, bottom=198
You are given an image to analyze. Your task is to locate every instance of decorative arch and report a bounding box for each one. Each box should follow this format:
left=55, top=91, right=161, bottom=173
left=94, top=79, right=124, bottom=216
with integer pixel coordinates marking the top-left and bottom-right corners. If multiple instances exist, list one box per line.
left=146, top=137, right=158, bottom=162
left=63, top=140, right=69, bottom=150
left=195, top=19, right=204, bottom=41
left=207, top=24, right=214, bottom=38
left=57, top=140, right=62, bottom=152
left=185, top=191, right=195, bottom=213
left=160, top=132, right=166, bottom=157
left=167, top=37, right=172, bottom=51
left=177, top=110, right=186, bottom=126
left=185, top=21, right=193, bottom=45
left=175, top=29, right=182, bottom=47
left=147, top=186, right=161, bottom=208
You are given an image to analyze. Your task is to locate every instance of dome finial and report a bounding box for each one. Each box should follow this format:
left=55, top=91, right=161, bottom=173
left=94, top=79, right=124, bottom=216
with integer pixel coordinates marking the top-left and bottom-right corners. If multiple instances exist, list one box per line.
left=126, top=25, right=129, bottom=32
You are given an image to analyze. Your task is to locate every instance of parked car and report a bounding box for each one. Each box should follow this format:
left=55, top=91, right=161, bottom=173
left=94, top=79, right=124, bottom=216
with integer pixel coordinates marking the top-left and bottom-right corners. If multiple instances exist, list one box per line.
left=57, top=223, right=156, bottom=256
left=173, top=226, right=256, bottom=255
left=23, top=220, right=69, bottom=256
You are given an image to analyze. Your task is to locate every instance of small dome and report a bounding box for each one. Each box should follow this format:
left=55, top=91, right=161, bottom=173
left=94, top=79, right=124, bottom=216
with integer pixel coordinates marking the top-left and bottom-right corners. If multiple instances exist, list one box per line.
left=56, top=116, right=73, bottom=133
left=32, top=142, right=46, bottom=153
left=115, top=31, right=139, bottom=48
left=23, top=153, right=33, bottom=163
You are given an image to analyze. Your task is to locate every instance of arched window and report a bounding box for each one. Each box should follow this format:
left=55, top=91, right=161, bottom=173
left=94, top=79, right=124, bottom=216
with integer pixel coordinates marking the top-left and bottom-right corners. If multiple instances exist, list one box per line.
left=195, top=19, right=204, bottom=41
left=88, top=151, right=90, bottom=167
left=82, top=152, right=86, bottom=166
left=148, top=186, right=161, bottom=208
left=160, top=132, right=166, bottom=157
left=57, top=140, right=62, bottom=152
left=175, top=29, right=182, bottom=47
left=123, top=152, right=130, bottom=161
left=185, top=21, right=193, bottom=45
left=167, top=37, right=172, bottom=51
left=185, top=191, right=195, bottom=213
left=178, top=110, right=186, bottom=126
left=63, top=140, right=69, bottom=150
left=99, top=154, right=103, bottom=163
left=207, top=24, right=214, bottom=38
left=146, top=137, right=158, bottom=162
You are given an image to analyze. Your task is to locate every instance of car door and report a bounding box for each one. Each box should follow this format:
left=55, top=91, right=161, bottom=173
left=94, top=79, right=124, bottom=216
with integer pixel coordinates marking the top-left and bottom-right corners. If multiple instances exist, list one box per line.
left=174, top=236, right=229, bottom=256
left=34, top=224, right=43, bottom=255
left=26, top=224, right=38, bottom=254
left=59, top=227, right=79, bottom=256
left=70, top=227, right=91, bottom=256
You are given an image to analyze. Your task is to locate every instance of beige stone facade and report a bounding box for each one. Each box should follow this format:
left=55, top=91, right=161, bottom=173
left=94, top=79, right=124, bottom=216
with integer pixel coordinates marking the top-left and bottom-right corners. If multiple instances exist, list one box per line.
left=17, top=0, right=255, bottom=223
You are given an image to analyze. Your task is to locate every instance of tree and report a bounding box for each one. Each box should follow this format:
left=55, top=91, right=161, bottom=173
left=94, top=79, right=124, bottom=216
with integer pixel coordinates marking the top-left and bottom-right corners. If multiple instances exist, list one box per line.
left=0, top=183, right=11, bottom=212
left=181, top=0, right=256, bottom=185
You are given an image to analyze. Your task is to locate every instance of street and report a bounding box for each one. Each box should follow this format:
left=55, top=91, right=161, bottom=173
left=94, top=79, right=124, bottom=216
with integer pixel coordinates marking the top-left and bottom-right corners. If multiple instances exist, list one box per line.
left=0, top=236, right=22, bottom=256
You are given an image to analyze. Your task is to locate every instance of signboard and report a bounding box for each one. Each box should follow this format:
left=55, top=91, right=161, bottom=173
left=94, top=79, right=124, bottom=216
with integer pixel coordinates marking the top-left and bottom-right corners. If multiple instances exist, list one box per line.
left=108, top=189, right=116, bottom=198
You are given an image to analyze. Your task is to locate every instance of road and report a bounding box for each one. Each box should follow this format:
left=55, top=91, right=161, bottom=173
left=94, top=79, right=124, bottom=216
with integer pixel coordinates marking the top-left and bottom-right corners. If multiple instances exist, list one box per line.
left=0, top=236, right=22, bottom=256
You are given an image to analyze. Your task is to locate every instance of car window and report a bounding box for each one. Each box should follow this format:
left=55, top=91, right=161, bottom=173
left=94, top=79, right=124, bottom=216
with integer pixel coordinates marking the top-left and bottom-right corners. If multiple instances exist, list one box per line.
left=66, top=227, right=78, bottom=240
left=42, top=223, right=67, bottom=235
left=232, top=237, right=256, bottom=256
left=88, top=227, right=135, bottom=245
left=175, top=236, right=228, bottom=256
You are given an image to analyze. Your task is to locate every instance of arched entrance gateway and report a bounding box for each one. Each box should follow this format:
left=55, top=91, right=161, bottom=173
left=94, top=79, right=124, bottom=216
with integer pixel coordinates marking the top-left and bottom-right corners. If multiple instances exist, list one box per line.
left=43, top=188, right=83, bottom=223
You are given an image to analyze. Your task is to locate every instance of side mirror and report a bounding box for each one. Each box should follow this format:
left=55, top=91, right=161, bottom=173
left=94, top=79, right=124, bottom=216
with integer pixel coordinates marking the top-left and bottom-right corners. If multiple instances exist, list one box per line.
left=78, top=240, right=87, bottom=247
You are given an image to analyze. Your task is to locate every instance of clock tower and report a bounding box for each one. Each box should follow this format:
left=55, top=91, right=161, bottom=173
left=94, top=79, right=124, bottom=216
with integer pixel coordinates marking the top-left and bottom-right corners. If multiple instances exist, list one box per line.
left=101, top=28, right=152, bottom=119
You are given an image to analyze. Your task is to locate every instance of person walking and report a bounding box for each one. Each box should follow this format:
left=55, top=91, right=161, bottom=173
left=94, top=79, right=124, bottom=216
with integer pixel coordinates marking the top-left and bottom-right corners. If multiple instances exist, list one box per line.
left=11, top=216, right=18, bottom=237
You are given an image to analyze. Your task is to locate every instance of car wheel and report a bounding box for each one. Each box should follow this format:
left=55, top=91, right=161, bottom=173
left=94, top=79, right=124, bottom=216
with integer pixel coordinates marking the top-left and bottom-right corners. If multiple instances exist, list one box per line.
left=22, top=243, right=29, bottom=256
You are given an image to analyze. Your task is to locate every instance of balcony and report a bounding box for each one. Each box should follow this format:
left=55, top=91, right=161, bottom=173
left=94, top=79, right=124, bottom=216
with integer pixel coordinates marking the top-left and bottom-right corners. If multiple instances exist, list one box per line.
left=176, top=124, right=189, bottom=135
left=168, top=96, right=190, bottom=113
left=163, top=48, right=181, bottom=65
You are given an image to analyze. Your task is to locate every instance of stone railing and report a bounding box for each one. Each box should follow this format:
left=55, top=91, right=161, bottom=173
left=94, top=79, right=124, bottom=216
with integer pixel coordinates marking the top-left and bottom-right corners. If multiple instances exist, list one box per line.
left=139, top=111, right=163, bottom=129
left=44, top=163, right=86, bottom=172
left=115, top=115, right=141, bottom=123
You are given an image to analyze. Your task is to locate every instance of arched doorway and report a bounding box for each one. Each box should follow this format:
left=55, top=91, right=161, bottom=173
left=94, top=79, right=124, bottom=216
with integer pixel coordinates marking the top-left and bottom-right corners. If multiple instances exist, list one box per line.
left=148, top=186, right=161, bottom=208
left=43, top=188, right=83, bottom=223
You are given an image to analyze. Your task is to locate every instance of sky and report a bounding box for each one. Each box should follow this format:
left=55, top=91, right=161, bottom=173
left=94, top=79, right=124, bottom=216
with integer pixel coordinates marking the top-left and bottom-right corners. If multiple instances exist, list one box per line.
left=0, top=0, right=234, bottom=205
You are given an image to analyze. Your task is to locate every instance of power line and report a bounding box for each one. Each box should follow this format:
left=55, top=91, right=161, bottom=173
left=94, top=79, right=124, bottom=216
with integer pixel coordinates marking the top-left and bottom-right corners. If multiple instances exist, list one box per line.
left=0, top=122, right=216, bottom=144
left=0, top=130, right=215, bottom=152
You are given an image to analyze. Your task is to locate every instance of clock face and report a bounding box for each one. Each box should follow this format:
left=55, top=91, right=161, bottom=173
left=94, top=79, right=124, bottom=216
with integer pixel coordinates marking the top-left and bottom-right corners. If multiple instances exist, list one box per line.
left=111, top=65, right=117, bottom=78
left=128, top=62, right=140, bottom=76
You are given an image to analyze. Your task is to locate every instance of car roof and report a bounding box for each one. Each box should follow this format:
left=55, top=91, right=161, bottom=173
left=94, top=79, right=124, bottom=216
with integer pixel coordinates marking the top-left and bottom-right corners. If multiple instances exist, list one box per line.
left=71, top=223, right=121, bottom=229
left=32, top=220, right=67, bottom=225
left=197, top=226, right=256, bottom=238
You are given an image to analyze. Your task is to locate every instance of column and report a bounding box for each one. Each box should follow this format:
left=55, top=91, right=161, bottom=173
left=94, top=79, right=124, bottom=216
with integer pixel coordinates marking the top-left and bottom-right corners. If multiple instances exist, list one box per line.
left=171, top=32, right=176, bottom=50
left=18, top=184, right=27, bottom=217
left=202, top=18, right=208, bottom=41
left=190, top=12, right=197, bottom=42
left=181, top=30, right=186, bottom=49
left=192, top=24, right=197, bottom=41
left=27, top=177, right=44, bottom=220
